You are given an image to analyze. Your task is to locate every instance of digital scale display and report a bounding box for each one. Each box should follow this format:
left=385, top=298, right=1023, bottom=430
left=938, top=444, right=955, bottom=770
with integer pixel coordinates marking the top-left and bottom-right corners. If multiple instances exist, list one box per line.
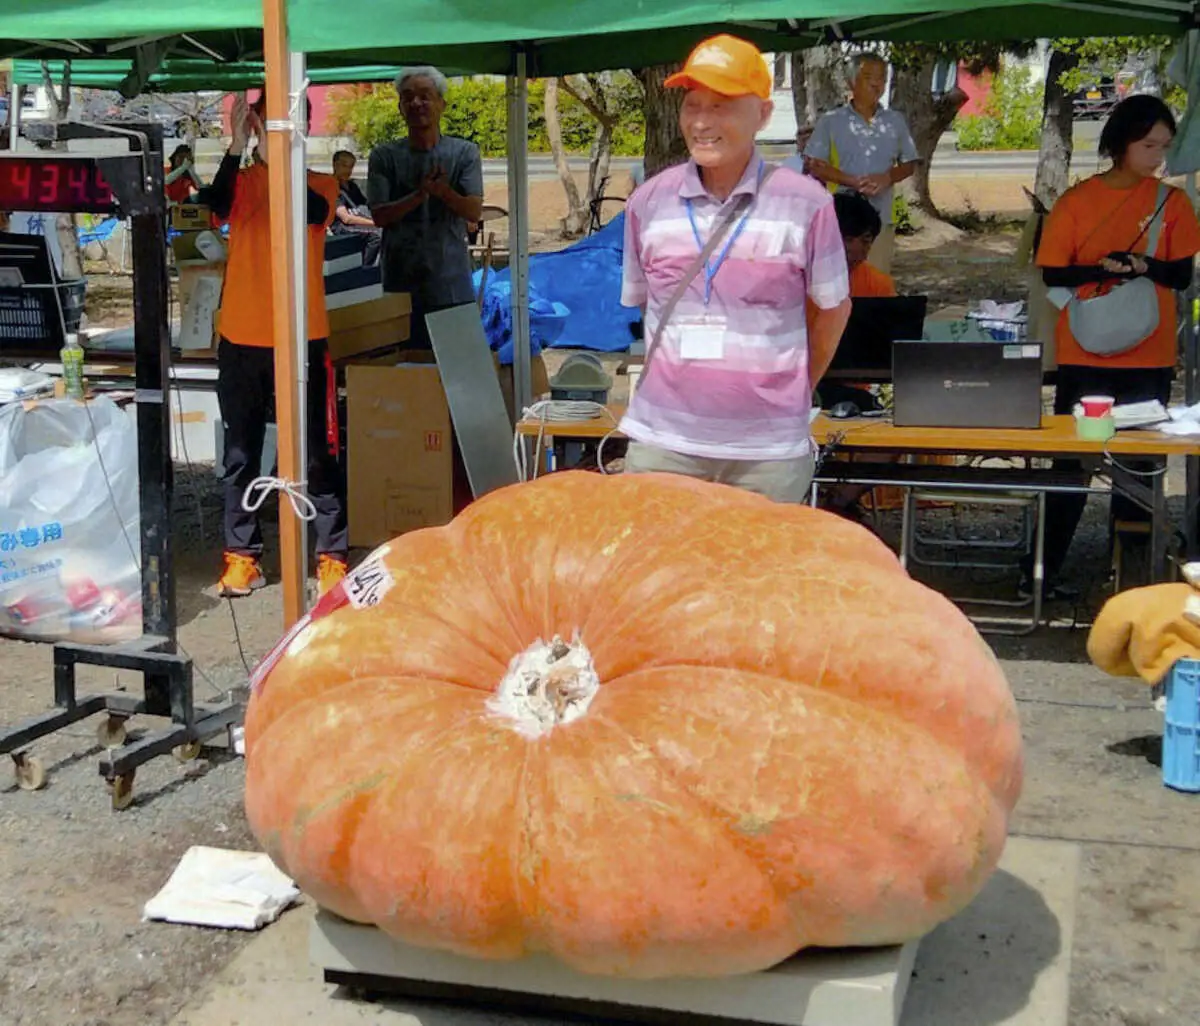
left=0, top=156, right=117, bottom=214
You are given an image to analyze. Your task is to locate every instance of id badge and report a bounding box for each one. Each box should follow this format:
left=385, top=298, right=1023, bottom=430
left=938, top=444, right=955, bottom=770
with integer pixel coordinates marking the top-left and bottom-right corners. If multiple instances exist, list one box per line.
left=677, top=316, right=727, bottom=361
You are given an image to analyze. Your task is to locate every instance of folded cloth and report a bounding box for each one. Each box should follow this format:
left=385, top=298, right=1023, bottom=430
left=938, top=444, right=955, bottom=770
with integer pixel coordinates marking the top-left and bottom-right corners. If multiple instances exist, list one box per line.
left=1088, top=583, right=1200, bottom=686
left=142, top=846, right=299, bottom=930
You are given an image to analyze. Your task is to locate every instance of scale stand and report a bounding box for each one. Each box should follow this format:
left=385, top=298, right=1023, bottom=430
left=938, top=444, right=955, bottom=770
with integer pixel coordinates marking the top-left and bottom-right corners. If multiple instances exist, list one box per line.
left=0, top=122, right=243, bottom=810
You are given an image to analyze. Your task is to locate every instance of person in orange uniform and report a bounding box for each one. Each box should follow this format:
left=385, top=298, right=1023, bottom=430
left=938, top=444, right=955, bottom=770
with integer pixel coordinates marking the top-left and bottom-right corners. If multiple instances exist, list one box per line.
left=836, top=191, right=896, bottom=298
left=1026, top=95, right=1200, bottom=598
left=164, top=145, right=202, bottom=205
left=203, top=93, right=349, bottom=598
left=819, top=190, right=899, bottom=524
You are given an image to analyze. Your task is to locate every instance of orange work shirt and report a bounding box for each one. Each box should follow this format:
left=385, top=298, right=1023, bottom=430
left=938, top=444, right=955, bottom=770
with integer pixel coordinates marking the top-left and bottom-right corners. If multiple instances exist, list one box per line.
left=1037, top=175, right=1200, bottom=369
left=849, top=261, right=897, bottom=298
left=216, top=162, right=338, bottom=348
left=165, top=172, right=194, bottom=204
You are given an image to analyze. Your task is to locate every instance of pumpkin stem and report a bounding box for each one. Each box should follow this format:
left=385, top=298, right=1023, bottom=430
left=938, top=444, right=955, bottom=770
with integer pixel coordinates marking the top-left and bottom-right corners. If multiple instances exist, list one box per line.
left=488, top=634, right=600, bottom=739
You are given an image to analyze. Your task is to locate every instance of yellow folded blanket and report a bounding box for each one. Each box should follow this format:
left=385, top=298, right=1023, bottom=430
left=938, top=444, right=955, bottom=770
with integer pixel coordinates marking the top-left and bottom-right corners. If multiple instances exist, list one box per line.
left=1088, top=583, right=1200, bottom=686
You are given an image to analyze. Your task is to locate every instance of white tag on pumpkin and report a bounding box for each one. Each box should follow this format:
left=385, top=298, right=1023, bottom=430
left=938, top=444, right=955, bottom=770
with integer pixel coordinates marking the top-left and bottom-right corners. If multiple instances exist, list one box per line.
left=343, top=556, right=395, bottom=609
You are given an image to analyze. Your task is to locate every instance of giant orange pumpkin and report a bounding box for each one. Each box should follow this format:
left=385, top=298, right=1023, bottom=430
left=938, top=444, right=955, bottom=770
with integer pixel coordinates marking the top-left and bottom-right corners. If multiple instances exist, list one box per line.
left=244, top=471, right=1022, bottom=979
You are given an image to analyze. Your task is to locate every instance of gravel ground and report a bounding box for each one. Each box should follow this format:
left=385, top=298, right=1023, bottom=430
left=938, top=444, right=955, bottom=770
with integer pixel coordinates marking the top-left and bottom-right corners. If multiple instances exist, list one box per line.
left=0, top=467, right=281, bottom=1026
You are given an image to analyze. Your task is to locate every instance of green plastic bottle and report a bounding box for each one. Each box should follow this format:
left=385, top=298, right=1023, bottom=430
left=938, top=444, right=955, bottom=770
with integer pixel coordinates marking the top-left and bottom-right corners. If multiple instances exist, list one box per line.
left=61, top=333, right=85, bottom=400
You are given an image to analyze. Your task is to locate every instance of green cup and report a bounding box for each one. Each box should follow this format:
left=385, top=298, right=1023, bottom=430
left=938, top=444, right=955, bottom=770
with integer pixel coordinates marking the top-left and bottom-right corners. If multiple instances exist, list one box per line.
left=1075, top=414, right=1115, bottom=442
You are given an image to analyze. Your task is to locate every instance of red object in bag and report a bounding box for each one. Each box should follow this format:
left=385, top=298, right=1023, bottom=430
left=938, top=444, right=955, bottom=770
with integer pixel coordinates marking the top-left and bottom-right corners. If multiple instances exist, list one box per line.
left=325, top=349, right=339, bottom=458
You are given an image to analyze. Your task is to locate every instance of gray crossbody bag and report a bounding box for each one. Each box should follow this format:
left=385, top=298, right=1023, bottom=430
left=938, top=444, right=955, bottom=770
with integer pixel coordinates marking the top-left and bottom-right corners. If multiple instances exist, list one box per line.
left=1064, top=181, right=1170, bottom=357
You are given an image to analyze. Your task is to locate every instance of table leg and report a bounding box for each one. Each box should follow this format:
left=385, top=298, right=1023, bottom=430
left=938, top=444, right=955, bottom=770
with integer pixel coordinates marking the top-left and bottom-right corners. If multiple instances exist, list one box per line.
left=1030, top=492, right=1046, bottom=630
left=1151, top=469, right=1168, bottom=583
left=1187, top=455, right=1199, bottom=560
left=899, top=488, right=914, bottom=571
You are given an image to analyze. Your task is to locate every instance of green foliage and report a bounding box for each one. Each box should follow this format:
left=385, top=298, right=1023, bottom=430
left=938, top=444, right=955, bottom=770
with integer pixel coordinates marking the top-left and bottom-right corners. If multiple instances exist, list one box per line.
left=892, top=192, right=916, bottom=236
left=1053, top=37, right=1172, bottom=93
left=331, top=75, right=646, bottom=158
left=886, top=41, right=1035, bottom=77
left=954, top=61, right=1044, bottom=151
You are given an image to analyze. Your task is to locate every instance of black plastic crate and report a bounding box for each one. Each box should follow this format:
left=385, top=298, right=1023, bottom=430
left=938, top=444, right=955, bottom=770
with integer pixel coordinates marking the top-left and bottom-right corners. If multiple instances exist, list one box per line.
left=0, top=278, right=86, bottom=347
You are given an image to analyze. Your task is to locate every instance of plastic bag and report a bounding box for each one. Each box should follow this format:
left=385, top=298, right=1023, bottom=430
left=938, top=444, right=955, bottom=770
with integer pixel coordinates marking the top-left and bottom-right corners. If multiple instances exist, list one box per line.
left=0, top=397, right=141, bottom=644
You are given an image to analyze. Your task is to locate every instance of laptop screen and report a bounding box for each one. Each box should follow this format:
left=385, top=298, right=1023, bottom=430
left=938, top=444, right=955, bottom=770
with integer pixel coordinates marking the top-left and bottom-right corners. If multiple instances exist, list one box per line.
left=826, top=295, right=929, bottom=381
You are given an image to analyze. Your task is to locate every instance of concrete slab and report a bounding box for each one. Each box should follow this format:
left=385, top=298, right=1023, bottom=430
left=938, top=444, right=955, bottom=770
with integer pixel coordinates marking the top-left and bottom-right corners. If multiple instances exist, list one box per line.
left=168, top=836, right=1079, bottom=1026
left=311, top=912, right=918, bottom=1026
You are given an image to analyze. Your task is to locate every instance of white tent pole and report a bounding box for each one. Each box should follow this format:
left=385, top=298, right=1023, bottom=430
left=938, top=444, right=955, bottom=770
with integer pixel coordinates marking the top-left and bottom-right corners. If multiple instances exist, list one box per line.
left=9, top=78, right=20, bottom=150
left=290, top=49, right=310, bottom=599
left=506, top=51, right=532, bottom=416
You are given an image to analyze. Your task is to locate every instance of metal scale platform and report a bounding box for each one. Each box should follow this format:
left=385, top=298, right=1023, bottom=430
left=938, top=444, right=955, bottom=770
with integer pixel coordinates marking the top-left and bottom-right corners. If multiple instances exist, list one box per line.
left=0, top=122, right=242, bottom=809
left=310, top=910, right=920, bottom=1026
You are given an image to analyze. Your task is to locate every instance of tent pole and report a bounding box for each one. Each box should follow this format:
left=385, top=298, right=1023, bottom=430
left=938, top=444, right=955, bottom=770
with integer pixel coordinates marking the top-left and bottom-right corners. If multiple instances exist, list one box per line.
left=1186, top=173, right=1198, bottom=558
left=289, top=49, right=310, bottom=605
left=9, top=78, right=20, bottom=150
left=262, top=0, right=307, bottom=627
left=506, top=51, right=532, bottom=416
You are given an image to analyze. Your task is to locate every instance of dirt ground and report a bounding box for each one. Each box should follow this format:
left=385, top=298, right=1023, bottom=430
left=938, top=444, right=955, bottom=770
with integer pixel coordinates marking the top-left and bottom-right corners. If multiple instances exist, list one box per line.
left=0, top=178, right=1196, bottom=1026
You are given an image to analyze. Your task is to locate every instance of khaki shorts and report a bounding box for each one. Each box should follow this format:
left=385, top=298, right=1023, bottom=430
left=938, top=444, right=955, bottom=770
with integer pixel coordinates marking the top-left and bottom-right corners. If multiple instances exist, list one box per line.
left=866, top=223, right=896, bottom=274
left=624, top=442, right=816, bottom=504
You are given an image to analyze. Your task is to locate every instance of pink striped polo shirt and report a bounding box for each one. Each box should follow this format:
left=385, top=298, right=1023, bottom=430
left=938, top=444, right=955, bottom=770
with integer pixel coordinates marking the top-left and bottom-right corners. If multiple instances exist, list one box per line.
left=621, top=155, right=848, bottom=460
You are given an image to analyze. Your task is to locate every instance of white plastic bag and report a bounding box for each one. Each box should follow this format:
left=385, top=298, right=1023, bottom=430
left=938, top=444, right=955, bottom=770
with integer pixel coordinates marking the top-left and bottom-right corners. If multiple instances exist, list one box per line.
left=0, top=396, right=141, bottom=644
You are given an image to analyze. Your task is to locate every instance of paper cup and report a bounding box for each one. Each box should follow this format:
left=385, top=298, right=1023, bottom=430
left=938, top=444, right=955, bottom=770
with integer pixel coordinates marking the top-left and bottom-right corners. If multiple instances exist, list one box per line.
left=1079, top=395, right=1115, bottom=418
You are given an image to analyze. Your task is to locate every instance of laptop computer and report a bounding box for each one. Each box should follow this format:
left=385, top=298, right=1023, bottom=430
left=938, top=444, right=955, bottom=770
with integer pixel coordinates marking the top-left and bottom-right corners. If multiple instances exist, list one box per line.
left=826, top=295, right=928, bottom=381
left=892, top=340, right=1044, bottom=429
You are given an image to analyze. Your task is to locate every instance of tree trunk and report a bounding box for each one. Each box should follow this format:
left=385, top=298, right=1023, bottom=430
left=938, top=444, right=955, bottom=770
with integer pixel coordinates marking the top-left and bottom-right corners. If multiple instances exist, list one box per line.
left=890, top=55, right=968, bottom=219
left=1033, top=47, right=1080, bottom=210
left=563, top=75, right=617, bottom=211
left=789, top=51, right=809, bottom=138
left=638, top=63, right=688, bottom=179
left=544, top=78, right=587, bottom=237
left=798, top=47, right=847, bottom=126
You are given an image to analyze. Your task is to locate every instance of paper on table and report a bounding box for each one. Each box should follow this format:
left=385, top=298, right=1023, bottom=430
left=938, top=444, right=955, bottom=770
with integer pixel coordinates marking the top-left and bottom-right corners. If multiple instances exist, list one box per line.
left=142, top=846, right=300, bottom=931
left=1157, top=418, right=1200, bottom=436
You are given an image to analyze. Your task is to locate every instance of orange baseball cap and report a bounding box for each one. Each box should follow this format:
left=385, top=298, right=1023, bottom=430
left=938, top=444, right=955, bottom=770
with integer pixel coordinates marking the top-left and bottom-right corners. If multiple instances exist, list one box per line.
left=664, top=34, right=773, bottom=100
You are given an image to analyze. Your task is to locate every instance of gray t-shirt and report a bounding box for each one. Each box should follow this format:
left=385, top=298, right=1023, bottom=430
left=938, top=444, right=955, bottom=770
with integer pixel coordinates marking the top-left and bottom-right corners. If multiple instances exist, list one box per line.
left=804, top=105, right=919, bottom=225
left=366, top=135, right=484, bottom=308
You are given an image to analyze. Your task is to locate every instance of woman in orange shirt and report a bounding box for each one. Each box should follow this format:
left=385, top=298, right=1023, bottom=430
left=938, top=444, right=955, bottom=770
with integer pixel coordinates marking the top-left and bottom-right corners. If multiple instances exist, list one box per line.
left=1031, top=95, right=1200, bottom=596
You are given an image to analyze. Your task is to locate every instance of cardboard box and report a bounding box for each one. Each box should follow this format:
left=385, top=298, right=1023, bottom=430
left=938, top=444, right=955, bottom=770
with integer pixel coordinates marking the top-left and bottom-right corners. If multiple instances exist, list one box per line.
left=175, top=262, right=225, bottom=358
left=328, top=292, right=412, bottom=335
left=328, top=315, right=411, bottom=363
left=347, top=363, right=457, bottom=549
left=171, top=203, right=213, bottom=231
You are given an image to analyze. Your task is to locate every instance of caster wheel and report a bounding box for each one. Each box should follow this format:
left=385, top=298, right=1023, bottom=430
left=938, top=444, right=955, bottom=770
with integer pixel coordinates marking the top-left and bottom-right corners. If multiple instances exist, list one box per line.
left=173, top=740, right=203, bottom=763
left=97, top=716, right=128, bottom=750
left=109, top=771, right=136, bottom=811
left=13, top=754, right=46, bottom=792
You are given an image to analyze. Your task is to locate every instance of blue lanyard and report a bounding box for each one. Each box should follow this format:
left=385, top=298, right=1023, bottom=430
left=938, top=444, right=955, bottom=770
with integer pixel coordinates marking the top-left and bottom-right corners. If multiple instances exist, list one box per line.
left=684, top=161, right=763, bottom=306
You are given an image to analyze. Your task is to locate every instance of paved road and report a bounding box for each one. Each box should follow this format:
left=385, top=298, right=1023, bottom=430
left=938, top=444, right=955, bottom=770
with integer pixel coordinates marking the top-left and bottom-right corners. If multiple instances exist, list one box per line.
left=178, top=122, right=1104, bottom=182
left=476, top=147, right=1101, bottom=183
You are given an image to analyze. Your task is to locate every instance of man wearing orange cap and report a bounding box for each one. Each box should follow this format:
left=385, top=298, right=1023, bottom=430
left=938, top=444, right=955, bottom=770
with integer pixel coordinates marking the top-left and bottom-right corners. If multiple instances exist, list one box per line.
left=621, top=34, right=850, bottom=502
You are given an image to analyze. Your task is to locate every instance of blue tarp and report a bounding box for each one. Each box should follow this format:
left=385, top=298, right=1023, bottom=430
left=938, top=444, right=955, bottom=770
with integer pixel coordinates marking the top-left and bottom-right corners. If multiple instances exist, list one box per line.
left=472, top=212, right=639, bottom=365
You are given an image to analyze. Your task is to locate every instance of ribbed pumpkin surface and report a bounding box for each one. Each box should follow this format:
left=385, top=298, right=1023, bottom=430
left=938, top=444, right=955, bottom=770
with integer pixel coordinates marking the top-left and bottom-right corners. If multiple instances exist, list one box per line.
left=244, top=470, right=1023, bottom=979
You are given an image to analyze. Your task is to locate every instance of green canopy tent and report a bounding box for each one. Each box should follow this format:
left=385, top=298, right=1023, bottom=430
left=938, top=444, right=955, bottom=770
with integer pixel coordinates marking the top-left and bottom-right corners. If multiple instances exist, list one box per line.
left=11, top=59, right=406, bottom=93
left=287, top=0, right=1198, bottom=74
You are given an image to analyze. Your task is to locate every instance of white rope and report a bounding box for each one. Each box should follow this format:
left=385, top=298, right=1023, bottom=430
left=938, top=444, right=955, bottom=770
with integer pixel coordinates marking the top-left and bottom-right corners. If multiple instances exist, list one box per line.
left=512, top=400, right=614, bottom=482
left=240, top=476, right=317, bottom=522
left=264, top=77, right=312, bottom=142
